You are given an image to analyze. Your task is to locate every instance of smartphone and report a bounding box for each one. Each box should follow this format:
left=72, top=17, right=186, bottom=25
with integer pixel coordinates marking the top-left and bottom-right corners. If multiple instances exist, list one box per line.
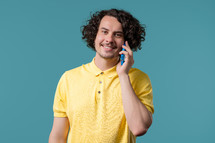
left=121, top=43, right=126, bottom=65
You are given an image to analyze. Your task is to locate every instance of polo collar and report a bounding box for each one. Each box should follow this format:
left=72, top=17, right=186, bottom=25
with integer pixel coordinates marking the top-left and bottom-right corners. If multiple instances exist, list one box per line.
left=88, top=58, right=118, bottom=78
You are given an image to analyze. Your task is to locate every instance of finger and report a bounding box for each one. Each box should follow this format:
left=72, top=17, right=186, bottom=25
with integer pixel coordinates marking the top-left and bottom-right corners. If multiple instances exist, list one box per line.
left=119, top=51, right=131, bottom=61
left=120, top=46, right=133, bottom=57
left=122, top=41, right=131, bottom=50
left=119, top=50, right=129, bottom=56
left=122, top=41, right=133, bottom=56
left=126, top=41, right=129, bottom=47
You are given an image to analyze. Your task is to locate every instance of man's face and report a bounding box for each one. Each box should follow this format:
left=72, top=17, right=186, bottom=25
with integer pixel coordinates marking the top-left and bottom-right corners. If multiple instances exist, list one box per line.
left=94, top=16, right=124, bottom=60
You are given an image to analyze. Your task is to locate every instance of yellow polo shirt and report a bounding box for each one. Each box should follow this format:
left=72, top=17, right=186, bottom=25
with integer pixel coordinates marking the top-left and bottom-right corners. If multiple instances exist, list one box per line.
left=53, top=58, right=154, bottom=143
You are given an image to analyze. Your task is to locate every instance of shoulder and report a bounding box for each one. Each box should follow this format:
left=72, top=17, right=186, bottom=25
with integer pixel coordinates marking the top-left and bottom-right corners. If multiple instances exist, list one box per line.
left=129, top=68, right=151, bottom=85
left=129, top=68, right=150, bottom=80
left=65, top=64, right=84, bottom=75
left=62, top=62, right=91, bottom=79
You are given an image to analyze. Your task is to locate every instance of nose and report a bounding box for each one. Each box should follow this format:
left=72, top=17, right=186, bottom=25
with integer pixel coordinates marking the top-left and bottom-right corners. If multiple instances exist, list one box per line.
left=105, top=34, right=114, bottom=43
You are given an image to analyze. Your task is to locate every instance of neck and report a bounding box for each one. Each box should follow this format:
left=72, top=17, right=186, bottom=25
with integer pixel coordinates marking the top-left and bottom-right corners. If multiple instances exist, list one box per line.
left=94, top=54, right=119, bottom=71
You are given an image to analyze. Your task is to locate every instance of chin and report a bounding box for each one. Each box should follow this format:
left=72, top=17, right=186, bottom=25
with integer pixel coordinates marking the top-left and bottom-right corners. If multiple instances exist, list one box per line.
left=99, top=53, right=117, bottom=59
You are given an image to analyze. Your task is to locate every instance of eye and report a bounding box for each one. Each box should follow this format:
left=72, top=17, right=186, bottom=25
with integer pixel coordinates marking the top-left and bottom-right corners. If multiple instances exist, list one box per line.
left=101, top=30, right=108, bottom=34
left=114, top=33, right=123, bottom=38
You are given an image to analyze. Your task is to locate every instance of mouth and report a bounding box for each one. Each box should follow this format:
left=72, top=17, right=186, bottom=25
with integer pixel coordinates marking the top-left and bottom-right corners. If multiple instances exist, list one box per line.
left=101, top=44, right=116, bottom=51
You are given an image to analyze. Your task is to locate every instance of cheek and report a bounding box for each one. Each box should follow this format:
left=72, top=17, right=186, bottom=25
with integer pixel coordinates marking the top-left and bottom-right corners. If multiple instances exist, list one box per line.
left=94, top=36, right=104, bottom=50
left=117, top=41, right=124, bottom=48
left=95, top=35, right=104, bottom=43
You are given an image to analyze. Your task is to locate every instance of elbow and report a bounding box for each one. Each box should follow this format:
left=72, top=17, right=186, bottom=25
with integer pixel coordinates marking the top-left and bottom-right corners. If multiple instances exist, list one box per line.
left=132, top=127, right=148, bottom=136
left=134, top=114, right=153, bottom=136
left=131, top=119, right=152, bottom=136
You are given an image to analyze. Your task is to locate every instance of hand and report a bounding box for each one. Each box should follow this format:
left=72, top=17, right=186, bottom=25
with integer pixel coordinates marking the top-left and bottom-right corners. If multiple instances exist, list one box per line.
left=116, top=41, right=134, bottom=76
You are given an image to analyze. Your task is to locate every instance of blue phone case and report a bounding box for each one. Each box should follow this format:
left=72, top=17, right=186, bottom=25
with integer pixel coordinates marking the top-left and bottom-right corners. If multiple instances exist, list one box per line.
left=121, top=43, right=126, bottom=65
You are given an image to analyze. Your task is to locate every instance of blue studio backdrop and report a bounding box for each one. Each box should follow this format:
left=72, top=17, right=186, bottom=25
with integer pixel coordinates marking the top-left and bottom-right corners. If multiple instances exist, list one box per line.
left=0, top=0, right=215, bottom=142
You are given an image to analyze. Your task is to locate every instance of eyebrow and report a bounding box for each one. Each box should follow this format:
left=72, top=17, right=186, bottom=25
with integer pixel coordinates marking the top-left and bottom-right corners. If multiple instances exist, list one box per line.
left=101, top=27, right=123, bottom=34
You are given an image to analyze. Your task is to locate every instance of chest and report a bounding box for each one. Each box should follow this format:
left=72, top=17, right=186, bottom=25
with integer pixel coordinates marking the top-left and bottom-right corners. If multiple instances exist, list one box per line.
left=66, top=75, right=124, bottom=119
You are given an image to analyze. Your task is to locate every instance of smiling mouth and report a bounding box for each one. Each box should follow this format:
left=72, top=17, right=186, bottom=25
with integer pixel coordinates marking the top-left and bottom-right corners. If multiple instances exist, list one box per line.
left=104, top=46, right=113, bottom=50
left=101, top=44, right=116, bottom=50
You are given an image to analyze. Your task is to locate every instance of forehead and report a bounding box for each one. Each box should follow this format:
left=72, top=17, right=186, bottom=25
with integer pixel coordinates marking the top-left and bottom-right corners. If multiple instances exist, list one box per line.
left=99, top=16, right=123, bottom=31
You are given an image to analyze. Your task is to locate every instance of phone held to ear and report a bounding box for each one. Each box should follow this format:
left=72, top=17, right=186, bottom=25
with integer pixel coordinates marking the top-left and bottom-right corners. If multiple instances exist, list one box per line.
left=121, top=43, right=126, bottom=65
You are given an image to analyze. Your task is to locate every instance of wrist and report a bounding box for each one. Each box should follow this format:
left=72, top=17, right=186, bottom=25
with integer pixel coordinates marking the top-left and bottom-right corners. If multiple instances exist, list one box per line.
left=118, top=73, right=129, bottom=80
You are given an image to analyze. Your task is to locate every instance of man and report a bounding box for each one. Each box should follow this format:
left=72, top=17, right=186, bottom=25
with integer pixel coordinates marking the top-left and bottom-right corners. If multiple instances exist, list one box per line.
left=49, top=9, right=154, bottom=143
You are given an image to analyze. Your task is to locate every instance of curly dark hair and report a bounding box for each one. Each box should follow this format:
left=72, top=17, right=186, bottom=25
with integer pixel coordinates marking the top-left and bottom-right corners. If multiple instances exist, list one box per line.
left=81, top=9, right=146, bottom=51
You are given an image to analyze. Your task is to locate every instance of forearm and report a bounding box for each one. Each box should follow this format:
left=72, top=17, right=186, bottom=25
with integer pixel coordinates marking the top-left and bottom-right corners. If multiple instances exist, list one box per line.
left=119, top=74, right=152, bottom=136
left=49, top=117, right=69, bottom=143
left=49, top=133, right=67, bottom=143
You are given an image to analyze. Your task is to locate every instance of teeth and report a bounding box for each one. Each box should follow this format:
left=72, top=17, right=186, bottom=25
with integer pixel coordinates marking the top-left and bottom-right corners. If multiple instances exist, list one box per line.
left=104, top=46, right=112, bottom=49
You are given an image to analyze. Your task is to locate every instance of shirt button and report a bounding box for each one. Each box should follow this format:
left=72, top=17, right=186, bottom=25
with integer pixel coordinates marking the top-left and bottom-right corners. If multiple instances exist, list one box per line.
left=99, top=81, right=102, bottom=84
left=98, top=91, right=101, bottom=94
left=100, top=72, right=104, bottom=75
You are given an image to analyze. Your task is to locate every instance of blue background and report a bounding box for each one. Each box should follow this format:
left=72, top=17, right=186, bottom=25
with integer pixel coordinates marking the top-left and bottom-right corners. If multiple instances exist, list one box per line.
left=0, top=0, right=214, bottom=142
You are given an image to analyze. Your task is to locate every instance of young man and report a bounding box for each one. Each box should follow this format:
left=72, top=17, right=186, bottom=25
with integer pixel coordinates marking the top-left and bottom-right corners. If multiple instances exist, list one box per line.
left=49, top=9, right=154, bottom=143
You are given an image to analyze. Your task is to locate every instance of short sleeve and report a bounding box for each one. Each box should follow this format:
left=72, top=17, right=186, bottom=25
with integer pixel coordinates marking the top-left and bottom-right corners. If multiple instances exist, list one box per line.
left=131, top=70, right=154, bottom=114
left=53, top=72, right=68, bottom=117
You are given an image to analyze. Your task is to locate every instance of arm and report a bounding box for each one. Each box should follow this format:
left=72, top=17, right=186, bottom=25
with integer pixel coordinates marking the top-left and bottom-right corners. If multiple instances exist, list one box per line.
left=117, top=41, right=153, bottom=136
left=119, top=74, right=153, bottom=136
left=49, top=117, right=70, bottom=143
